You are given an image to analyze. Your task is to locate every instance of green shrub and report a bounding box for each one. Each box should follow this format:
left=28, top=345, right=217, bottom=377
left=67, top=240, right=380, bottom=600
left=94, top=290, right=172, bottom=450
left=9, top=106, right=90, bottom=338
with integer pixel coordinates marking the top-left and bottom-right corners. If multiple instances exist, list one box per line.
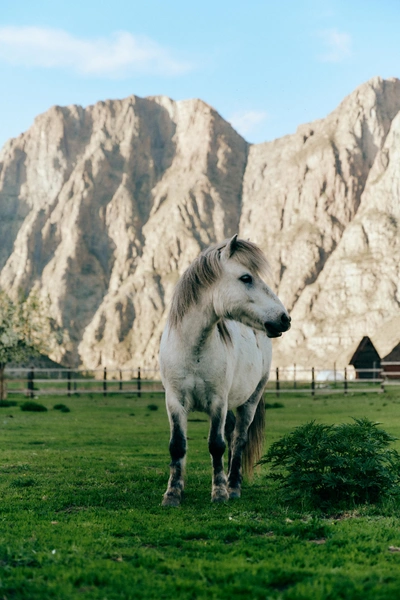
left=20, top=401, right=47, bottom=412
left=0, top=400, right=18, bottom=407
left=147, top=404, right=158, bottom=411
left=54, top=403, right=70, bottom=412
left=259, top=418, right=400, bottom=509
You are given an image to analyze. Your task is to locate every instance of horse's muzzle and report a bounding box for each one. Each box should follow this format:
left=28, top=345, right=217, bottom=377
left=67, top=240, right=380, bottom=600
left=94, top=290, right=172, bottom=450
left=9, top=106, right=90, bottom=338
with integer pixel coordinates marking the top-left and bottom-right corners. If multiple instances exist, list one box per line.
left=264, top=313, right=291, bottom=338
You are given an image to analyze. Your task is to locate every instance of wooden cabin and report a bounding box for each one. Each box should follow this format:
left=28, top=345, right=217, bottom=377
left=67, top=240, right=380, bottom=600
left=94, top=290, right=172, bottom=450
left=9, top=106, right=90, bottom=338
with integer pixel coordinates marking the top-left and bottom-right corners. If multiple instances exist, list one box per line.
left=381, top=343, right=400, bottom=380
left=349, top=336, right=381, bottom=379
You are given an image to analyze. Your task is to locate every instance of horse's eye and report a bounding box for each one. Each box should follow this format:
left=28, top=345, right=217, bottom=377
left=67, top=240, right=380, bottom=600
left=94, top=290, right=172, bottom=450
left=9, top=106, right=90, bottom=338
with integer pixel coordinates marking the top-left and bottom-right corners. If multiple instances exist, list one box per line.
left=239, top=274, right=253, bottom=285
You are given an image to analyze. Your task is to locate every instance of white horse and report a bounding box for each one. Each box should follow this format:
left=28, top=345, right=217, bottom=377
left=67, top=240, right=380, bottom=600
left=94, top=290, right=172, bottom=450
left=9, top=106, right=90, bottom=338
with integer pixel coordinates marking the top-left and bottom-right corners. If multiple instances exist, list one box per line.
left=159, top=235, right=291, bottom=506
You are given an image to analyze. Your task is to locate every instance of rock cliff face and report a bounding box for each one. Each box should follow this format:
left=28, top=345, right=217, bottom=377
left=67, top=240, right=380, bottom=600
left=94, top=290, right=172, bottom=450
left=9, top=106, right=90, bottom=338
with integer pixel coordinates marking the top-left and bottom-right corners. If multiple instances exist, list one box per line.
left=0, top=77, right=399, bottom=370
left=275, top=90, right=400, bottom=367
left=240, top=77, right=400, bottom=367
left=0, top=95, right=247, bottom=368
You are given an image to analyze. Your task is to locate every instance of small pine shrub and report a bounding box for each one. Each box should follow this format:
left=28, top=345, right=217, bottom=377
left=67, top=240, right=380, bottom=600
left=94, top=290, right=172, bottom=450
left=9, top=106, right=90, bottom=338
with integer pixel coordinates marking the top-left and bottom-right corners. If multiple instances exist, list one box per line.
left=0, top=400, right=18, bottom=407
left=259, top=418, right=400, bottom=509
left=54, top=403, right=70, bottom=412
left=20, top=401, right=47, bottom=412
left=147, top=404, right=158, bottom=411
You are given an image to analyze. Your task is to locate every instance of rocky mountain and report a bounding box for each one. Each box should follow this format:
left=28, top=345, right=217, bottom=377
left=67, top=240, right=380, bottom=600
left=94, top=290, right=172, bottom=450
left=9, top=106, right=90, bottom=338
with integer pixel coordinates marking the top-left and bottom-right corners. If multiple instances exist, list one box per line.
left=0, top=76, right=399, bottom=371
left=240, top=76, right=400, bottom=368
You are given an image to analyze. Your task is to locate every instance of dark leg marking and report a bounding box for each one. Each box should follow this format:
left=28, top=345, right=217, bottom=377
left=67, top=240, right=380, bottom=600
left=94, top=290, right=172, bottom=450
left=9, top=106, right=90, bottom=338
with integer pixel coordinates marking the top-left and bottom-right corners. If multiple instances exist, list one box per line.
left=225, top=410, right=236, bottom=471
left=227, top=406, right=249, bottom=497
left=227, top=377, right=267, bottom=499
left=209, top=407, right=229, bottom=502
left=162, top=413, right=187, bottom=507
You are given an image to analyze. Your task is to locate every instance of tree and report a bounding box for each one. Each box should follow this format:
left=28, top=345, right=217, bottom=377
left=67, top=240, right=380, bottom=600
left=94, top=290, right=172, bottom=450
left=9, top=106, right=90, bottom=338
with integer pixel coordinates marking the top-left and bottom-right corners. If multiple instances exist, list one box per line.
left=0, top=291, right=58, bottom=401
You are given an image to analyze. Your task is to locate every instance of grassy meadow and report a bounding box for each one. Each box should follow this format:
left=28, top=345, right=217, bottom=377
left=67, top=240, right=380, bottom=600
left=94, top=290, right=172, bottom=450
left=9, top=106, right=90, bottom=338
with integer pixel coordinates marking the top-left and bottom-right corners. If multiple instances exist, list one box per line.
left=1, top=388, right=400, bottom=598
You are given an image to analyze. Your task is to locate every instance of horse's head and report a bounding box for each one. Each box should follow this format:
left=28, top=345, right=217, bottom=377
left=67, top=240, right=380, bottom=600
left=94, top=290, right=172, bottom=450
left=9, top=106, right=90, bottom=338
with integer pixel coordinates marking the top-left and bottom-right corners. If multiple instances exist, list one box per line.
left=213, top=235, right=291, bottom=338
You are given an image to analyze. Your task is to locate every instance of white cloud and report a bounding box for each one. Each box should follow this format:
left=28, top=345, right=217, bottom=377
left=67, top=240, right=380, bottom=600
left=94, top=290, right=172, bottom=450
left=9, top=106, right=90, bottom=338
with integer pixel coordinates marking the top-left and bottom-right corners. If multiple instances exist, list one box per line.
left=229, top=110, right=268, bottom=137
left=0, top=26, right=191, bottom=77
left=318, top=28, right=352, bottom=63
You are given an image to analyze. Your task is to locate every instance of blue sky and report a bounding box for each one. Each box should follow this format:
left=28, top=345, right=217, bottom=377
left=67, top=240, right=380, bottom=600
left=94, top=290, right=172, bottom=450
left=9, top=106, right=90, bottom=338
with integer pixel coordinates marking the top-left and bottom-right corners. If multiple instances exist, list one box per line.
left=1, top=0, right=400, bottom=148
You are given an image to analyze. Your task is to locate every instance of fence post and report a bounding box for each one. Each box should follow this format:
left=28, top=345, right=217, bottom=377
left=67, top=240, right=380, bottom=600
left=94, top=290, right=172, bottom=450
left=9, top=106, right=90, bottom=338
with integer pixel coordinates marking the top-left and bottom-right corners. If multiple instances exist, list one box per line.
left=311, top=367, right=315, bottom=397
left=103, top=367, right=107, bottom=397
left=137, top=367, right=141, bottom=398
left=275, top=367, right=280, bottom=398
left=293, top=363, right=296, bottom=389
left=67, top=369, right=71, bottom=397
left=30, top=367, right=35, bottom=398
left=119, top=369, right=123, bottom=391
left=344, top=367, right=348, bottom=395
left=27, top=367, right=34, bottom=398
left=380, top=369, right=386, bottom=393
left=334, top=362, right=336, bottom=386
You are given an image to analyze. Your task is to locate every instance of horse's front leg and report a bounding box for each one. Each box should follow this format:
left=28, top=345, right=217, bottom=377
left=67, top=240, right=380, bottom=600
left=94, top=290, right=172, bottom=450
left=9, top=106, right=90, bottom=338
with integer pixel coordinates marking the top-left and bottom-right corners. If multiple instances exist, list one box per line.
left=227, top=407, right=253, bottom=499
left=162, top=398, right=187, bottom=507
left=225, top=410, right=236, bottom=472
left=227, top=394, right=265, bottom=499
left=227, top=377, right=266, bottom=499
left=209, top=401, right=229, bottom=502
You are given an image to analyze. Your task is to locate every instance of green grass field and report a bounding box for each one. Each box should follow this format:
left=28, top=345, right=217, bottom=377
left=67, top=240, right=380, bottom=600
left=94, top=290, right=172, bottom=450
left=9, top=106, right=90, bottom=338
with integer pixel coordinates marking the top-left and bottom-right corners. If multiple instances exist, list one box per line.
left=1, top=388, right=400, bottom=599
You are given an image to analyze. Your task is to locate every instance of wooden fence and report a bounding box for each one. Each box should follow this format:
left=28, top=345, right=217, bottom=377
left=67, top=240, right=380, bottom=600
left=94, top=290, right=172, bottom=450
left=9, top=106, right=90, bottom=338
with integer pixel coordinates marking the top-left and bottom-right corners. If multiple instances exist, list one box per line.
left=6, top=367, right=163, bottom=398
left=3, top=365, right=399, bottom=398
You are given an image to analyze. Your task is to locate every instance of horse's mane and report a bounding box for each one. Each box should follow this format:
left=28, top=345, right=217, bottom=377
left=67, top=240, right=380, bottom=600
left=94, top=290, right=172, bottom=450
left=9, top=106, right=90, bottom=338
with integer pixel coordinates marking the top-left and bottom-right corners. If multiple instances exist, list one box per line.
left=168, top=238, right=270, bottom=333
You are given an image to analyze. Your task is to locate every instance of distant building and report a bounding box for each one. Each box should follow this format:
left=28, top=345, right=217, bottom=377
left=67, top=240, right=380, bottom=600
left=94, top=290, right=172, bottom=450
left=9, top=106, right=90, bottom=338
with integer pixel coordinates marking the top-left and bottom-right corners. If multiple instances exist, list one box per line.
left=381, top=343, right=400, bottom=380
left=349, top=336, right=381, bottom=379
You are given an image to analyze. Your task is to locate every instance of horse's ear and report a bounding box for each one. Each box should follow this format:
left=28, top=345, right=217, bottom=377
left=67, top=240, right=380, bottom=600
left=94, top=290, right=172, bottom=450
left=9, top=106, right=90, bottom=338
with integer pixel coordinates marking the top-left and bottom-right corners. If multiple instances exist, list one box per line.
left=221, top=234, right=239, bottom=260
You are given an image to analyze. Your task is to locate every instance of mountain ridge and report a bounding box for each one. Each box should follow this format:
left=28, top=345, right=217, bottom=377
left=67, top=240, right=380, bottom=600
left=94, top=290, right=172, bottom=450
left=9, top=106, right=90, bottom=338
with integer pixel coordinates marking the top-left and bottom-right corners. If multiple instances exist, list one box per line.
left=0, top=76, right=399, bottom=370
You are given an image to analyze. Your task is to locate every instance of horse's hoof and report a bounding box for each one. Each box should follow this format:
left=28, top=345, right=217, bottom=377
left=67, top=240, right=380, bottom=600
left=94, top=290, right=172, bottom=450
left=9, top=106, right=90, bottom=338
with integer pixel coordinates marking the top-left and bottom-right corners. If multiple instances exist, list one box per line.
left=162, top=492, right=181, bottom=507
left=211, top=488, right=229, bottom=503
left=211, top=495, right=228, bottom=503
left=228, top=488, right=241, bottom=499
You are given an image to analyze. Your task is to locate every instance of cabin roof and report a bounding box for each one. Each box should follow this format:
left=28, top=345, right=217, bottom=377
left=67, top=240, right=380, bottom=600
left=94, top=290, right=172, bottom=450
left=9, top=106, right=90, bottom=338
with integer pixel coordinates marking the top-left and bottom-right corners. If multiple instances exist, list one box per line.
left=382, top=342, right=400, bottom=363
left=349, top=336, right=381, bottom=366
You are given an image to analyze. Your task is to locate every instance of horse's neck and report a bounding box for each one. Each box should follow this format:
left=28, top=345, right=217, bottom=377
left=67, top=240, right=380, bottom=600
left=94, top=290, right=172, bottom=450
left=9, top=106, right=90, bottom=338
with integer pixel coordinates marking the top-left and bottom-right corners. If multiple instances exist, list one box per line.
left=176, top=295, right=219, bottom=354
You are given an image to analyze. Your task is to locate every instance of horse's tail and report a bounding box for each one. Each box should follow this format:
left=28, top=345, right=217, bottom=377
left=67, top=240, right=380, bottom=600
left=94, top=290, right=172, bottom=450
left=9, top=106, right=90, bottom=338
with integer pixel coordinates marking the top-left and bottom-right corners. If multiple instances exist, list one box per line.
left=242, top=396, right=265, bottom=479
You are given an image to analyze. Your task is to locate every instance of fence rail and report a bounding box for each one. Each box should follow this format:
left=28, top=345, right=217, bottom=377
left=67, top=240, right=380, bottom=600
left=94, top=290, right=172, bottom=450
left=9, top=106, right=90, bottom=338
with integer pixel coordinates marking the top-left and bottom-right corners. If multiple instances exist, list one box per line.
left=5, top=367, right=163, bottom=398
left=2, top=365, right=399, bottom=399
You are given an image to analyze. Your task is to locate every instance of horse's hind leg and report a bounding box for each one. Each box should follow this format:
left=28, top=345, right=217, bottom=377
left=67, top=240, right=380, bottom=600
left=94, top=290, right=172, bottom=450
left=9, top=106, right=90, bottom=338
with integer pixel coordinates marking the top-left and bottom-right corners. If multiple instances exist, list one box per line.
left=209, top=402, right=229, bottom=503
left=162, top=401, right=187, bottom=507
